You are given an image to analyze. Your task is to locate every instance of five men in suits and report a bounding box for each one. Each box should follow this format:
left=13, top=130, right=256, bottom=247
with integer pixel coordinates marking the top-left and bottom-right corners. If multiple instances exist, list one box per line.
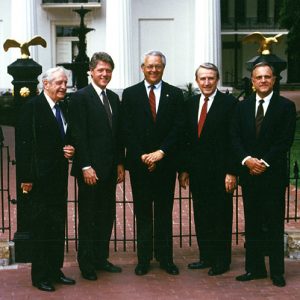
left=179, top=63, right=237, bottom=276
left=232, top=62, right=296, bottom=287
left=69, top=52, right=125, bottom=281
left=121, top=50, right=184, bottom=275
left=17, top=67, right=76, bottom=292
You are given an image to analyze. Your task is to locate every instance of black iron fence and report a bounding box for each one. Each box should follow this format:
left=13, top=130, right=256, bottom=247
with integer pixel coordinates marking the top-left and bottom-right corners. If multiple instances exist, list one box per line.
left=0, top=128, right=13, bottom=242
left=0, top=127, right=299, bottom=252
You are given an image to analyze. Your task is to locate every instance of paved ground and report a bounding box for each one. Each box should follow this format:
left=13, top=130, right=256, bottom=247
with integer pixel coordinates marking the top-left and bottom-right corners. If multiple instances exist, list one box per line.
left=1, top=89, right=300, bottom=299
left=1, top=245, right=300, bottom=300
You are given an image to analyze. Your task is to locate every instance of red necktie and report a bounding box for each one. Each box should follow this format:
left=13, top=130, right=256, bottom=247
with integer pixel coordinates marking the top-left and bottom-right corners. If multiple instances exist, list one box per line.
left=198, top=97, right=209, bottom=138
left=149, top=85, right=156, bottom=121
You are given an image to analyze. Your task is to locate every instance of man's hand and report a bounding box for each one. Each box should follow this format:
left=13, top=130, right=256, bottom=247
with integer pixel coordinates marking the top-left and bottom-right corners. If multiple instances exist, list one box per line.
left=82, top=167, right=99, bottom=185
left=117, top=164, right=125, bottom=183
left=63, top=145, right=75, bottom=159
left=245, top=157, right=267, bottom=175
left=179, top=172, right=189, bottom=189
left=225, top=174, right=236, bottom=193
left=21, top=182, right=33, bottom=193
left=147, top=162, right=156, bottom=172
left=141, top=150, right=165, bottom=165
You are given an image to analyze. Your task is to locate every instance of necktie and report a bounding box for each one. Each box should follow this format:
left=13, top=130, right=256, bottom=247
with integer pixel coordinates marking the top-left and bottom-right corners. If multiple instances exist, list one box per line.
left=101, top=90, right=112, bottom=128
left=255, top=99, right=265, bottom=137
left=149, top=85, right=156, bottom=121
left=197, top=97, right=209, bottom=138
left=54, top=103, right=65, bottom=139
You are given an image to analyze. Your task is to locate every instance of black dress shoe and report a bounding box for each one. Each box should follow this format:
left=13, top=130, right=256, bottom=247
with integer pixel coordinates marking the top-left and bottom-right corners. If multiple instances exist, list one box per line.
left=96, top=260, right=122, bottom=273
left=55, top=272, right=76, bottom=285
left=33, top=280, right=55, bottom=292
left=236, top=272, right=267, bottom=281
left=135, top=263, right=149, bottom=276
left=160, top=262, right=179, bottom=275
left=271, top=275, right=286, bottom=287
left=188, top=261, right=210, bottom=270
left=81, top=270, right=97, bottom=281
left=208, top=266, right=229, bottom=276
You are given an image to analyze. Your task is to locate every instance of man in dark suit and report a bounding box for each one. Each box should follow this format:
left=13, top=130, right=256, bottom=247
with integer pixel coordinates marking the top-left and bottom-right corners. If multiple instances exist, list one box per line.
left=69, top=52, right=124, bottom=281
left=122, top=50, right=184, bottom=276
left=17, top=67, right=76, bottom=292
left=232, top=62, right=296, bottom=287
left=179, top=63, right=237, bottom=276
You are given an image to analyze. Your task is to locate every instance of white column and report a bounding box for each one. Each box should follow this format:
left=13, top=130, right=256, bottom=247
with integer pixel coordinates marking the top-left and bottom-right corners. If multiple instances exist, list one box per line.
left=194, top=0, right=222, bottom=76
left=10, top=0, right=37, bottom=61
left=106, top=0, right=132, bottom=90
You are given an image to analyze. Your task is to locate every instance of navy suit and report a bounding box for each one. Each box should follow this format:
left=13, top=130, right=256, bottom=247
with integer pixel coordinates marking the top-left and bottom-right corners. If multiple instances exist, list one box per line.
left=69, top=84, right=123, bottom=273
left=16, top=92, right=71, bottom=284
left=231, top=92, right=296, bottom=276
left=122, top=81, right=184, bottom=264
left=180, top=90, right=237, bottom=269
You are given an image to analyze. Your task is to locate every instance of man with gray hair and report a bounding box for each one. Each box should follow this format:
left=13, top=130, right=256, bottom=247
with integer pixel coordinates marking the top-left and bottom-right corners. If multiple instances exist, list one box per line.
left=179, top=62, right=237, bottom=276
left=17, top=66, right=75, bottom=292
left=122, top=50, right=184, bottom=276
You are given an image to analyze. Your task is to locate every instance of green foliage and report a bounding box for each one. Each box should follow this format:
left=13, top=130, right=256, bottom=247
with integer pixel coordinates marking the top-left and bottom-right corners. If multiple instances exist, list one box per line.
left=181, top=83, right=198, bottom=101
left=279, top=0, right=300, bottom=61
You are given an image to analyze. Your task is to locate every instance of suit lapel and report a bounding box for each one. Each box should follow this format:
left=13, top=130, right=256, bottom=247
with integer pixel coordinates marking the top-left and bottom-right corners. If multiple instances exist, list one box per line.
left=156, top=82, right=169, bottom=121
left=190, top=94, right=200, bottom=138
left=244, top=94, right=257, bottom=139
left=195, top=91, right=222, bottom=138
left=87, top=84, right=113, bottom=130
left=106, top=89, right=118, bottom=133
left=138, top=82, right=153, bottom=120
left=39, top=93, right=63, bottom=139
left=203, top=91, right=222, bottom=129
left=259, top=93, right=278, bottom=137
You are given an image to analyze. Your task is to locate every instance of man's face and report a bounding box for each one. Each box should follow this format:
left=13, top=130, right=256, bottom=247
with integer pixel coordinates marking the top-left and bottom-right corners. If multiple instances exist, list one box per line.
left=44, top=71, right=68, bottom=102
left=90, top=60, right=113, bottom=89
left=196, top=67, right=219, bottom=97
left=141, top=55, right=165, bottom=85
left=251, top=65, right=275, bottom=98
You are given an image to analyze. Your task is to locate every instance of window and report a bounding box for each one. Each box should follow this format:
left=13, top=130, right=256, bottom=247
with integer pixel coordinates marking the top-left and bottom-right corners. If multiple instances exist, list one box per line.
left=274, top=0, right=283, bottom=23
left=257, top=0, right=269, bottom=23
left=221, top=0, right=229, bottom=24
left=236, top=0, right=246, bottom=24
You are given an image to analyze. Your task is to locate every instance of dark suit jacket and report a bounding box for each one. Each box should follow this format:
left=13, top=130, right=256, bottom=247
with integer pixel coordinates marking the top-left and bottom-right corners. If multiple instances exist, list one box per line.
left=121, top=80, right=184, bottom=173
left=16, top=92, right=70, bottom=192
left=231, top=92, right=296, bottom=187
left=69, top=84, right=124, bottom=180
left=181, top=90, right=237, bottom=183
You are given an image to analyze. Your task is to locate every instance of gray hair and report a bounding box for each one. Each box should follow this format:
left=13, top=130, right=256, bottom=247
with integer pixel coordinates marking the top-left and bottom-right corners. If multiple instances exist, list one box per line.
left=141, top=50, right=166, bottom=67
left=42, top=66, right=68, bottom=83
left=89, top=52, right=115, bottom=70
left=195, top=62, right=220, bottom=79
left=251, top=61, right=275, bottom=77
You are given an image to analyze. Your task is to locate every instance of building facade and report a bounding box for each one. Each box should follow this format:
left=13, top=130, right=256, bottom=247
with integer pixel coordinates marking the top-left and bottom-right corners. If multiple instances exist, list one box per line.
left=0, top=0, right=289, bottom=91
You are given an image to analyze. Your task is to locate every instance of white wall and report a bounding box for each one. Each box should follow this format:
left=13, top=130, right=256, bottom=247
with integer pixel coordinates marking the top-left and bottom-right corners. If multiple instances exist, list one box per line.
left=0, top=0, right=290, bottom=90
left=0, top=0, right=12, bottom=90
left=131, top=0, right=194, bottom=87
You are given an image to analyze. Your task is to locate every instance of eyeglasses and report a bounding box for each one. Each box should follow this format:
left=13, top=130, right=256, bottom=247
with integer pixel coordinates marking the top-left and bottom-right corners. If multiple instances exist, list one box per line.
left=144, top=64, right=164, bottom=71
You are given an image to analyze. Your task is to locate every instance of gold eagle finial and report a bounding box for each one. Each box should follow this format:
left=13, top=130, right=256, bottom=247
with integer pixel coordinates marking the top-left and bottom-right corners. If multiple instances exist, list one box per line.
left=242, top=32, right=284, bottom=55
left=3, top=35, right=47, bottom=59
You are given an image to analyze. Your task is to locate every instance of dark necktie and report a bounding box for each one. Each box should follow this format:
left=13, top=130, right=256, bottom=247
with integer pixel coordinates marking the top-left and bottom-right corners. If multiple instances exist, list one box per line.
left=101, top=90, right=112, bottom=128
left=255, top=99, right=265, bottom=137
left=54, top=103, right=65, bottom=139
left=198, top=97, right=209, bottom=138
left=149, top=85, right=156, bottom=121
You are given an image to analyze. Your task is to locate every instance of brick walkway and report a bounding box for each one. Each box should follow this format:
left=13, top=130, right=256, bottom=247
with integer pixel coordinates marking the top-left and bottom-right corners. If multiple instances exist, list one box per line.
left=1, top=101, right=300, bottom=300
left=1, top=245, right=300, bottom=299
